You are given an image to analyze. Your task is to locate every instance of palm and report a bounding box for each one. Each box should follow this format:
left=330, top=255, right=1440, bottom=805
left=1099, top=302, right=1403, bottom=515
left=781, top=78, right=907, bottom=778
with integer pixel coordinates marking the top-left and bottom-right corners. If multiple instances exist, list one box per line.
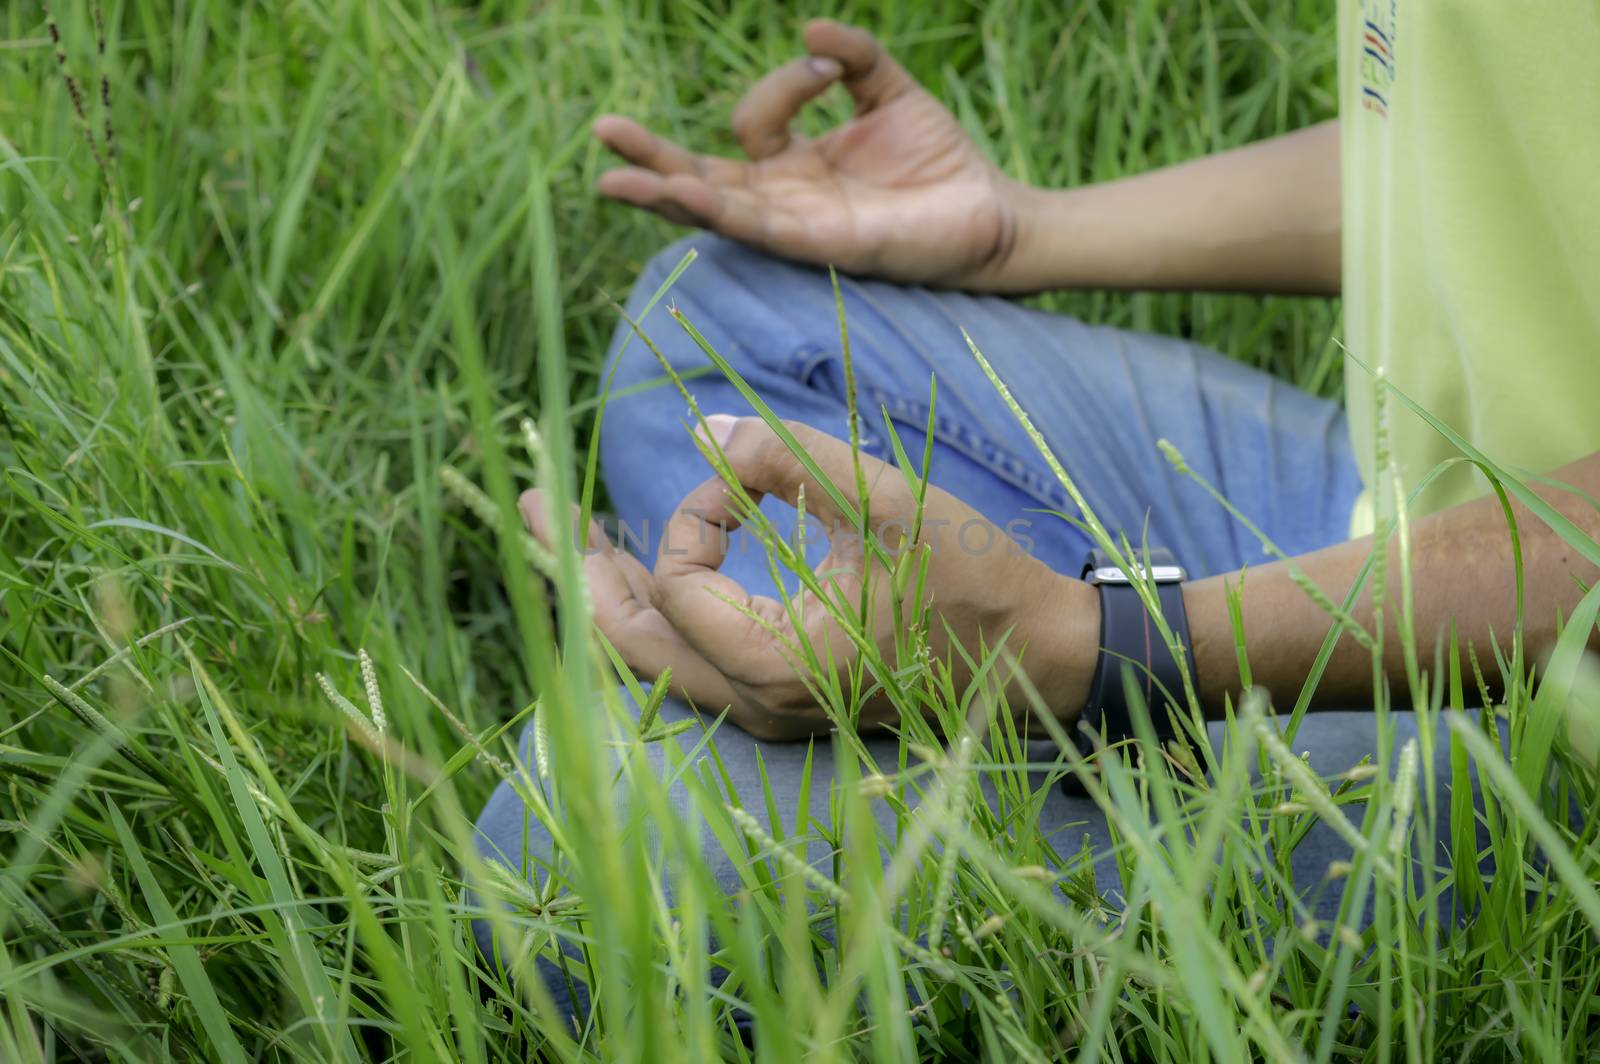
left=594, top=21, right=1016, bottom=289
left=742, top=100, right=1009, bottom=282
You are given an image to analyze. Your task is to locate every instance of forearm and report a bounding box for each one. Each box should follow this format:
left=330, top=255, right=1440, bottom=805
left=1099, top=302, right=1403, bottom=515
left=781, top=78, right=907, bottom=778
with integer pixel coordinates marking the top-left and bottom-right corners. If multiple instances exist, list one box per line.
left=1183, top=452, right=1600, bottom=713
left=997, top=121, right=1342, bottom=296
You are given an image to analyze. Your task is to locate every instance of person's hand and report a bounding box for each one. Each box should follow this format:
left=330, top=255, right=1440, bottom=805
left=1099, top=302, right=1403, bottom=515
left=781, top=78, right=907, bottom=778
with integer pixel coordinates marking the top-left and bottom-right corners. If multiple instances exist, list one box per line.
left=592, top=20, right=1034, bottom=291
left=520, top=416, right=1098, bottom=739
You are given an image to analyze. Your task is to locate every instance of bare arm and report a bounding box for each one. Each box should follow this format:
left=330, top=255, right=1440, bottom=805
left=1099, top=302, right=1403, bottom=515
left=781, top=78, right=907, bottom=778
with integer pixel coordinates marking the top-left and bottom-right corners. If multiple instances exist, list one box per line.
left=521, top=413, right=1596, bottom=736
left=1177, top=451, right=1600, bottom=713
left=596, top=21, right=1342, bottom=297
left=999, top=121, right=1343, bottom=296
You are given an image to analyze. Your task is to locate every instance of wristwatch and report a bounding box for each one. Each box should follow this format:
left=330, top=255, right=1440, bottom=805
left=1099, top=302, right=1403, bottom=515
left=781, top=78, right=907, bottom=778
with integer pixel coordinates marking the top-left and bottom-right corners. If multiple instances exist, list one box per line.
left=1063, top=547, right=1192, bottom=793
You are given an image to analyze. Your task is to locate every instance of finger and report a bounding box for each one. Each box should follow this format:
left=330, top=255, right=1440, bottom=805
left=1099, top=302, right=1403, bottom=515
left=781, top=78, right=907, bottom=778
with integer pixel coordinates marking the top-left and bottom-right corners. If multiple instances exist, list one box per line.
left=596, top=168, right=707, bottom=227
left=653, top=415, right=917, bottom=681
left=519, top=491, right=742, bottom=709
left=730, top=54, right=843, bottom=160
left=519, top=489, right=609, bottom=554
left=658, top=176, right=771, bottom=244
left=602, top=601, right=745, bottom=713
left=594, top=114, right=748, bottom=184
left=699, top=415, right=913, bottom=533
left=523, top=493, right=646, bottom=635
left=802, top=20, right=920, bottom=113
left=613, top=173, right=788, bottom=252
left=593, top=114, right=701, bottom=176
left=520, top=489, right=650, bottom=627
left=651, top=467, right=852, bottom=689
left=518, top=490, right=655, bottom=615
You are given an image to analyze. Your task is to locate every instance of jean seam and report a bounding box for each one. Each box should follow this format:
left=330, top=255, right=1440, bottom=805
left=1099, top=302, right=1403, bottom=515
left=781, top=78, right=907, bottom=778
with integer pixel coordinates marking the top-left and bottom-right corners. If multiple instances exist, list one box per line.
left=786, top=342, right=832, bottom=384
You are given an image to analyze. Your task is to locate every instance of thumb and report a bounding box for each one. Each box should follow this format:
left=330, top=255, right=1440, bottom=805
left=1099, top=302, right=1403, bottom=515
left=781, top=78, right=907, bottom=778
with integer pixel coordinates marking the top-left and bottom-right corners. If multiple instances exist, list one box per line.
left=802, top=20, right=920, bottom=113
left=697, top=414, right=914, bottom=535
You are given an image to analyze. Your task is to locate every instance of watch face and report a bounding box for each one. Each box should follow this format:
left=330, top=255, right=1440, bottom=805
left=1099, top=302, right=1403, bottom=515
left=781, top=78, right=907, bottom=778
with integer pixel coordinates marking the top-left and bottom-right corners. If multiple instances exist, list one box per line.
left=1088, top=564, right=1187, bottom=585
left=1083, top=548, right=1184, bottom=585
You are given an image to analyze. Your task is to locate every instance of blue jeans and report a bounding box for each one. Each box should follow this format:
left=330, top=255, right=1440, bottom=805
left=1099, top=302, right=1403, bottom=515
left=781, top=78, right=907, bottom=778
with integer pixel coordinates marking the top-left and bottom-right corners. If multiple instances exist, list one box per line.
left=475, top=235, right=1426, bottom=969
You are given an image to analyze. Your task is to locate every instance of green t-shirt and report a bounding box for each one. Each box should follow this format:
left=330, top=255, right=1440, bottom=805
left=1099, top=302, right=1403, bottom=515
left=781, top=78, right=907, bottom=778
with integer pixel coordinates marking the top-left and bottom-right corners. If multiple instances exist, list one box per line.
left=1340, top=1, right=1600, bottom=534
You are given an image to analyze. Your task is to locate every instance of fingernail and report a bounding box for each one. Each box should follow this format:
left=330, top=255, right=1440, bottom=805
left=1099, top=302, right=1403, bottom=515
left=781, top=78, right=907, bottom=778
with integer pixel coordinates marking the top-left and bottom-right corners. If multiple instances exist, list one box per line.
left=517, top=490, right=540, bottom=528
left=807, top=56, right=843, bottom=80
left=702, top=414, right=739, bottom=449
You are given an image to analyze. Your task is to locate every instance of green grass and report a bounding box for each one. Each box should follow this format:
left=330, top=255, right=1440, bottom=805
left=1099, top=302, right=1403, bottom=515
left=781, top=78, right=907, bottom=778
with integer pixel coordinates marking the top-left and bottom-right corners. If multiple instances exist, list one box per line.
left=3, top=2, right=1599, bottom=1060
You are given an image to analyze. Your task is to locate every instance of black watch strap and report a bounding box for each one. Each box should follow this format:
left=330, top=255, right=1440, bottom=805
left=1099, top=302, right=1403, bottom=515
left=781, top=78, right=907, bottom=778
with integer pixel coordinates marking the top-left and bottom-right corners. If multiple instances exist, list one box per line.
left=1066, top=548, right=1192, bottom=791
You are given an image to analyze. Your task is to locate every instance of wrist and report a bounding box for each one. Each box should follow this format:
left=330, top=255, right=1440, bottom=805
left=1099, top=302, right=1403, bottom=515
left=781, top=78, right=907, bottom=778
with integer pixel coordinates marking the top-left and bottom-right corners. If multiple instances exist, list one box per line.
left=977, top=182, right=1108, bottom=295
left=1015, top=567, right=1100, bottom=725
left=973, top=181, right=1057, bottom=294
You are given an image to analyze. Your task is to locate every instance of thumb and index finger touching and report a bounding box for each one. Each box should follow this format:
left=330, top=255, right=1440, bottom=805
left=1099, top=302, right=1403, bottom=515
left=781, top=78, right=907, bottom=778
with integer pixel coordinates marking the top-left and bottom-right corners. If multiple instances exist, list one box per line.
left=590, top=22, right=919, bottom=246
left=651, top=414, right=915, bottom=671
left=657, top=413, right=910, bottom=577
left=729, top=20, right=919, bottom=159
left=802, top=19, right=919, bottom=113
left=595, top=20, right=917, bottom=170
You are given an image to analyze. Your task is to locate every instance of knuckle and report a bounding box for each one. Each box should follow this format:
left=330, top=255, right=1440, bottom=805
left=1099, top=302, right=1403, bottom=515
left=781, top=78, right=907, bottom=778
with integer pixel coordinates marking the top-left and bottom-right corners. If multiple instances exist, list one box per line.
left=646, top=578, right=673, bottom=615
left=726, top=639, right=800, bottom=693
left=729, top=106, right=762, bottom=145
left=753, top=431, right=791, bottom=475
left=737, top=717, right=776, bottom=741
left=723, top=655, right=777, bottom=691
left=740, top=715, right=794, bottom=742
left=766, top=673, right=820, bottom=708
left=742, top=693, right=816, bottom=741
left=750, top=661, right=798, bottom=692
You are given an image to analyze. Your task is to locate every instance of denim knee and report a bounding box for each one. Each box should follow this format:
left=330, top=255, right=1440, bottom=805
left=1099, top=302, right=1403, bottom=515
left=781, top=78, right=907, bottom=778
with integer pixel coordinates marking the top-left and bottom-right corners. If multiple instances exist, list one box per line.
left=604, top=235, right=743, bottom=379
left=604, top=234, right=829, bottom=394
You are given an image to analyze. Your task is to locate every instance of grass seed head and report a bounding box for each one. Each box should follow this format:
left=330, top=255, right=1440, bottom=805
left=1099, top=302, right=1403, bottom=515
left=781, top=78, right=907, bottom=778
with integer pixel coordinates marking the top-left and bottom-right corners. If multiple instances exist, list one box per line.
left=358, top=649, right=386, bottom=733
left=317, top=673, right=379, bottom=746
